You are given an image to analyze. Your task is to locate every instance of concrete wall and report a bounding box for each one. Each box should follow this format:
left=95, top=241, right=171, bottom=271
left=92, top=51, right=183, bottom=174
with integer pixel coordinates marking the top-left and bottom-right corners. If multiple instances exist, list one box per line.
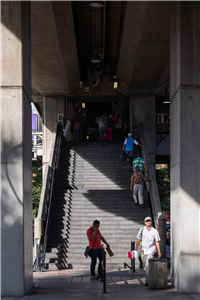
left=132, top=96, right=156, bottom=164
left=170, top=2, right=200, bottom=293
left=1, top=2, right=32, bottom=296
left=42, top=96, right=65, bottom=179
left=156, top=134, right=170, bottom=156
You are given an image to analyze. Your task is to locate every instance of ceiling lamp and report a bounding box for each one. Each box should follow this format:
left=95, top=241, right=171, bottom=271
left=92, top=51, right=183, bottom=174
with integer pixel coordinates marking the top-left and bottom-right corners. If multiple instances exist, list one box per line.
left=91, top=53, right=101, bottom=63
left=89, top=1, right=103, bottom=8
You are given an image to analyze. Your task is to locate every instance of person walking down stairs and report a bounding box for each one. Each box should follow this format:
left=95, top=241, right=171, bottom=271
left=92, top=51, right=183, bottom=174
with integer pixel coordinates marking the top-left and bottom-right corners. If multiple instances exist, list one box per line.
left=87, top=220, right=110, bottom=280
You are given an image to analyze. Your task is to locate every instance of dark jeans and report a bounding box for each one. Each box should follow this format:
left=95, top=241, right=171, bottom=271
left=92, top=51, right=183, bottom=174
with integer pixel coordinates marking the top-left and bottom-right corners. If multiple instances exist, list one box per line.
left=73, top=130, right=79, bottom=142
left=100, top=129, right=110, bottom=146
left=112, top=127, right=116, bottom=142
left=90, top=248, right=103, bottom=277
left=125, top=151, right=133, bottom=163
left=116, top=128, right=123, bottom=142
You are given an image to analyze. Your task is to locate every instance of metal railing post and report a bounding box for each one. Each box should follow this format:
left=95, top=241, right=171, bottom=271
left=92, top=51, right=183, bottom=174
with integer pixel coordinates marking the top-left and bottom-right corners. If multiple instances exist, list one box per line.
left=103, top=251, right=106, bottom=294
left=131, top=241, right=135, bottom=272
left=158, top=215, right=166, bottom=257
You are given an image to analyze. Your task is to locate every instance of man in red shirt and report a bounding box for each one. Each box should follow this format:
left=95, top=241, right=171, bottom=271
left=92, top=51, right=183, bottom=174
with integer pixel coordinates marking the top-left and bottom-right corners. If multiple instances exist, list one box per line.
left=86, top=220, right=110, bottom=280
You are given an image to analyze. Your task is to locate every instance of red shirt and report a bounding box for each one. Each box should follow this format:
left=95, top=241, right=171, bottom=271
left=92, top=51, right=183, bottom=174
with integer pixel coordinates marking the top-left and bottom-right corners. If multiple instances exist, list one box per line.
left=86, top=227, right=101, bottom=249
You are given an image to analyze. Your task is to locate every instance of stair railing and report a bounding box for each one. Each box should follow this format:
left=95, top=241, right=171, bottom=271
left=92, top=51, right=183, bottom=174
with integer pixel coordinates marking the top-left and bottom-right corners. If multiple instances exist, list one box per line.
left=33, top=123, right=61, bottom=271
left=138, top=123, right=162, bottom=228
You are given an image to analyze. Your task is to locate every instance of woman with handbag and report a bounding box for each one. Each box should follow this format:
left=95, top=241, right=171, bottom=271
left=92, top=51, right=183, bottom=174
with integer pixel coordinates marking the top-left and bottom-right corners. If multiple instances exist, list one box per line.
left=86, top=220, right=110, bottom=280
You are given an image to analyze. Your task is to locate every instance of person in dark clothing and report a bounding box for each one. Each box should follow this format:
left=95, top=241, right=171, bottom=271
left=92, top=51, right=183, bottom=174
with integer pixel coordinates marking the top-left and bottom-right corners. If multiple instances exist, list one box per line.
left=86, top=220, right=110, bottom=280
left=110, top=113, right=117, bottom=142
left=81, top=118, right=89, bottom=142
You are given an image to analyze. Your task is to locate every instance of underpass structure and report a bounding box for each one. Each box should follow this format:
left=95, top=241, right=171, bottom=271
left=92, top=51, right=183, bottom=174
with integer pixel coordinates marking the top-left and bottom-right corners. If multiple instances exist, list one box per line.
left=1, top=1, right=200, bottom=296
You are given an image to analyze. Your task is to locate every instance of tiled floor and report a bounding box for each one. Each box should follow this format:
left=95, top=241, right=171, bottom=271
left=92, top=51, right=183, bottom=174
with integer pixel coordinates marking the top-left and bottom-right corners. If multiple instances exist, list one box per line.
left=2, top=269, right=200, bottom=300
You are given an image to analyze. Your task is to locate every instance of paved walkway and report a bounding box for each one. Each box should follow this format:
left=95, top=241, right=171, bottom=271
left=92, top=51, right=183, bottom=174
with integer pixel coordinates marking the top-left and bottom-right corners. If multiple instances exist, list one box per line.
left=2, top=269, right=199, bottom=300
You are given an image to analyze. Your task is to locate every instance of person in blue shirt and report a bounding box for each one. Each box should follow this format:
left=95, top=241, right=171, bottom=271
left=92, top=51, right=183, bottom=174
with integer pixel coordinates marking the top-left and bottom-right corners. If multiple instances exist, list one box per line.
left=122, top=133, right=142, bottom=165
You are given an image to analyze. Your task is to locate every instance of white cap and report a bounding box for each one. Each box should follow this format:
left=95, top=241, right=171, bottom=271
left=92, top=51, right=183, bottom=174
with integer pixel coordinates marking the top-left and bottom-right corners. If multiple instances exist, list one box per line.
left=128, top=133, right=132, bottom=136
left=144, top=216, right=152, bottom=222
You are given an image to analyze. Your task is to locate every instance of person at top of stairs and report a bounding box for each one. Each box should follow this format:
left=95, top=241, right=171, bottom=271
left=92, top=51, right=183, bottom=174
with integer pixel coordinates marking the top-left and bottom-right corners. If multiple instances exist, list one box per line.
left=98, top=114, right=110, bottom=147
left=87, top=220, right=110, bottom=280
left=123, top=133, right=142, bottom=165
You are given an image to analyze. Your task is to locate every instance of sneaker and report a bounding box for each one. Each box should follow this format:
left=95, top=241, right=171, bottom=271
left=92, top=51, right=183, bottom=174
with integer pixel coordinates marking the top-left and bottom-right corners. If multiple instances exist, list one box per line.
left=145, top=282, right=149, bottom=286
left=101, top=144, right=105, bottom=147
left=90, top=276, right=96, bottom=280
left=140, top=205, right=144, bottom=208
left=97, top=274, right=101, bottom=279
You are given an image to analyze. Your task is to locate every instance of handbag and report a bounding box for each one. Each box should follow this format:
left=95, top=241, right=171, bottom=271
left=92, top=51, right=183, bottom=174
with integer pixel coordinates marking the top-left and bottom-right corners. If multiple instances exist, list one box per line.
left=84, top=235, right=97, bottom=258
left=84, top=246, right=91, bottom=258
left=119, top=150, right=126, bottom=161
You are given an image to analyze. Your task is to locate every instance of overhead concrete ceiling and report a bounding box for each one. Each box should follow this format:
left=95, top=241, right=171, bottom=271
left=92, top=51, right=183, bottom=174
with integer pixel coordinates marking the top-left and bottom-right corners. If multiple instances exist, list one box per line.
left=117, top=1, right=170, bottom=92
left=31, top=1, right=170, bottom=97
left=31, top=1, right=80, bottom=96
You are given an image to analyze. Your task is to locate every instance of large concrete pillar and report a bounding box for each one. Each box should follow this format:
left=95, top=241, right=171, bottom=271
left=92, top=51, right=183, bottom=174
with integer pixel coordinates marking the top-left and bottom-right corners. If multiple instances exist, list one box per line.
left=170, top=2, right=200, bottom=293
left=0, top=2, right=32, bottom=296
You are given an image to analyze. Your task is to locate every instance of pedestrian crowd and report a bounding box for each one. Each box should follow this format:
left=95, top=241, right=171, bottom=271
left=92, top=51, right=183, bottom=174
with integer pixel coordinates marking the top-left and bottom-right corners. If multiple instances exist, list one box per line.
left=97, top=113, right=126, bottom=146
left=65, top=112, right=125, bottom=144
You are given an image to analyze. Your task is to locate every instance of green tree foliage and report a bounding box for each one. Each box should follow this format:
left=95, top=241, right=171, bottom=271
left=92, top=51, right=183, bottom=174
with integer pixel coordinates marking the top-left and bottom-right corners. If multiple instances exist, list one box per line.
left=156, top=164, right=170, bottom=213
left=32, top=166, right=42, bottom=218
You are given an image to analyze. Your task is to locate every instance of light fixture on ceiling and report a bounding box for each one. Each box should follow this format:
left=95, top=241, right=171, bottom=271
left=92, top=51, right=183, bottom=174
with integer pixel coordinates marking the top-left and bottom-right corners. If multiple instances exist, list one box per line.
left=89, top=1, right=103, bottom=8
left=163, top=101, right=171, bottom=104
left=91, top=53, right=101, bottom=63
left=113, top=82, right=118, bottom=89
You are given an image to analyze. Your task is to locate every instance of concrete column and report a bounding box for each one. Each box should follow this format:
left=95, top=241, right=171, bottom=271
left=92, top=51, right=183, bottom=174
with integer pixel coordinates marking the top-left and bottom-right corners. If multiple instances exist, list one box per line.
left=132, top=96, right=156, bottom=164
left=1, top=2, right=32, bottom=296
left=170, top=2, right=200, bottom=293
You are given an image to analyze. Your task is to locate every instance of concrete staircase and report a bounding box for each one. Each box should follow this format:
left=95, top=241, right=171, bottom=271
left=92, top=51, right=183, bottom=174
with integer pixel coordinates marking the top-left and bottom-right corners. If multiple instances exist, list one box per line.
left=45, top=142, right=152, bottom=270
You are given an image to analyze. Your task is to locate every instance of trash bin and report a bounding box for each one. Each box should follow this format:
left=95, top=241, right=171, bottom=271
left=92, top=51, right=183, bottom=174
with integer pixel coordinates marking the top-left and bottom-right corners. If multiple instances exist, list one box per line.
left=148, top=258, right=167, bottom=289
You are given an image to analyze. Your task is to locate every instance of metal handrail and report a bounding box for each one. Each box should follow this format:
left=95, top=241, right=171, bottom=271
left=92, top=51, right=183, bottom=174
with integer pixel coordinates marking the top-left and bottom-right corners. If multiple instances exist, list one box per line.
left=138, top=123, right=162, bottom=228
left=33, top=127, right=61, bottom=271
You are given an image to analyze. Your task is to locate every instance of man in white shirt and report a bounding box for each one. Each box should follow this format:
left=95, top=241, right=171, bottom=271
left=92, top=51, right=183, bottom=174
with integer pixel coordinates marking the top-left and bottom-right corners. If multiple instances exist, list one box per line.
left=134, top=216, right=161, bottom=286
